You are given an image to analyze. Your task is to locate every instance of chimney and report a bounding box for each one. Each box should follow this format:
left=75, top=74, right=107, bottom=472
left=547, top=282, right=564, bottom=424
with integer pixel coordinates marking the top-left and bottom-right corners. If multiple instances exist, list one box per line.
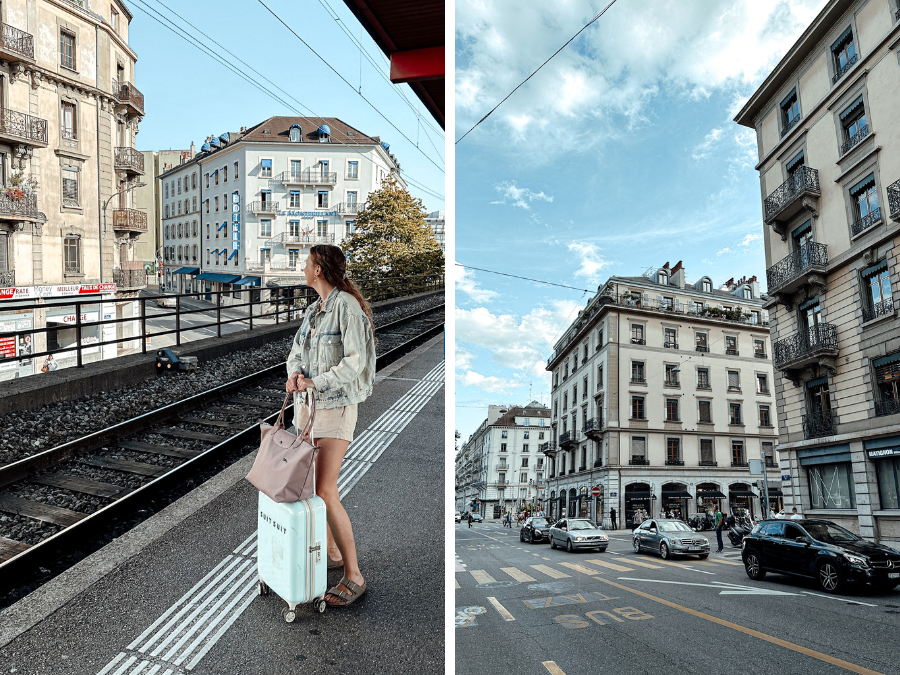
left=670, top=260, right=685, bottom=289
left=190, top=141, right=195, bottom=157
left=662, top=261, right=670, bottom=270
left=725, top=277, right=734, bottom=289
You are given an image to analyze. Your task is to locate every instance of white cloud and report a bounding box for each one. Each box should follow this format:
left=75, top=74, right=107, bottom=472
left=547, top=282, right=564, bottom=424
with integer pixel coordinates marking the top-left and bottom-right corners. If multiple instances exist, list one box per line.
left=568, top=242, right=612, bottom=285
left=692, top=128, right=724, bottom=160
left=458, top=370, right=519, bottom=394
left=739, top=232, right=763, bottom=248
left=455, top=265, right=498, bottom=303
left=455, top=347, right=475, bottom=371
left=715, top=247, right=734, bottom=256
left=492, top=181, right=554, bottom=209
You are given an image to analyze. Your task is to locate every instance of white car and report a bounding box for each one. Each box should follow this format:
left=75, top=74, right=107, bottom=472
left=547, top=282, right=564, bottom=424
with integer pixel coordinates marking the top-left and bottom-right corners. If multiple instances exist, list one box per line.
left=454, top=512, right=461, bottom=523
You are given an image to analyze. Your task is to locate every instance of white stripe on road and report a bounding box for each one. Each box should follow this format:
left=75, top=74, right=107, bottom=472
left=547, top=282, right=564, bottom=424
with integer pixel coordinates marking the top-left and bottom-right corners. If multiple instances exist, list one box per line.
left=487, top=596, right=515, bottom=621
left=801, top=591, right=878, bottom=607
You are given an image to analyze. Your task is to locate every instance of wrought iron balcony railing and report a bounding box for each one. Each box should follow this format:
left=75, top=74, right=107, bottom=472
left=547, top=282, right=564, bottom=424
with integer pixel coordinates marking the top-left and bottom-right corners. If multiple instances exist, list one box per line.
left=630, top=378, right=646, bottom=384
left=559, top=431, right=577, bottom=448
left=629, top=457, right=650, bottom=466
left=664, top=342, right=679, bottom=349
left=731, top=461, right=749, bottom=467
left=764, top=166, right=820, bottom=223
left=583, top=417, right=604, bottom=437
left=781, top=114, right=801, bottom=138
left=726, top=348, right=739, bottom=356
left=0, top=193, right=39, bottom=220
left=0, top=107, right=48, bottom=145
left=664, top=378, right=679, bottom=387
left=111, top=208, right=148, bottom=232
left=802, top=410, right=837, bottom=439
left=889, top=179, right=900, bottom=221
left=248, top=201, right=279, bottom=214
left=875, top=397, right=900, bottom=417
left=277, top=169, right=337, bottom=185
left=263, top=232, right=335, bottom=247
left=766, top=242, right=828, bottom=293
left=773, top=323, right=838, bottom=369
left=665, top=459, right=685, bottom=466
left=851, top=207, right=882, bottom=237
left=832, top=53, right=858, bottom=84
left=115, top=146, right=144, bottom=174
left=840, top=124, right=869, bottom=156
left=0, top=22, right=34, bottom=61
left=112, top=268, right=146, bottom=289
left=631, top=337, right=646, bottom=345
left=862, top=296, right=894, bottom=323
left=112, top=79, right=144, bottom=115
left=695, top=345, right=709, bottom=352
left=0, top=269, right=13, bottom=286
left=698, top=460, right=718, bottom=467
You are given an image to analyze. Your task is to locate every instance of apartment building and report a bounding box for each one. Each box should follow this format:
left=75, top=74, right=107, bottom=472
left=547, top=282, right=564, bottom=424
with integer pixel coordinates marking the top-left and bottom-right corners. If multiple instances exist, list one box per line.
left=455, top=402, right=551, bottom=518
left=544, top=263, right=782, bottom=526
left=159, top=155, right=201, bottom=293
left=735, top=0, right=900, bottom=546
left=426, top=210, right=444, bottom=252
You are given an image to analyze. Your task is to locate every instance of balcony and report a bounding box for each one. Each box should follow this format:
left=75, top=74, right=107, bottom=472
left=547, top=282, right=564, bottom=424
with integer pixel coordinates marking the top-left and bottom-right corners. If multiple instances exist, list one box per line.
left=851, top=207, right=882, bottom=238
left=264, top=232, right=335, bottom=247
left=248, top=201, right=279, bottom=215
left=763, top=166, right=820, bottom=230
left=773, top=323, right=839, bottom=381
left=111, top=208, right=148, bottom=233
left=584, top=417, right=604, bottom=440
left=0, top=107, right=48, bottom=147
left=631, top=337, right=646, bottom=345
left=731, top=461, right=749, bottom=467
left=832, top=53, right=858, bottom=84
left=698, top=460, right=718, bottom=467
left=0, top=22, right=34, bottom=62
left=114, top=147, right=144, bottom=175
left=112, top=268, right=146, bottom=289
left=539, top=442, right=554, bottom=456
left=558, top=431, right=577, bottom=449
left=888, top=179, right=900, bottom=222
left=276, top=169, right=337, bottom=186
left=336, top=201, right=364, bottom=215
left=802, top=410, right=837, bottom=440
left=664, top=342, right=679, bottom=349
left=781, top=114, right=801, bottom=138
left=112, top=79, right=144, bottom=116
left=840, top=124, right=869, bottom=156
left=0, top=270, right=13, bottom=286
left=726, top=348, right=739, bottom=356
left=875, top=397, right=900, bottom=418
left=863, top=297, right=894, bottom=323
left=755, top=351, right=768, bottom=359
left=629, top=457, right=650, bottom=466
left=766, top=242, right=828, bottom=301
left=0, top=193, right=40, bottom=221
left=695, top=345, right=709, bottom=352
left=665, top=459, right=685, bottom=466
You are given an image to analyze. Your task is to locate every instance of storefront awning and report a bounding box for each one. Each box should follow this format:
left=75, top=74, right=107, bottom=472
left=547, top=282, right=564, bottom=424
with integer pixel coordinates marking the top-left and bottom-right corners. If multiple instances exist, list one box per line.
left=696, top=490, right=727, bottom=499
left=233, top=276, right=261, bottom=287
left=768, top=488, right=784, bottom=496
left=195, top=273, right=242, bottom=283
left=172, top=267, right=199, bottom=275
left=729, top=490, right=756, bottom=498
left=661, top=491, right=692, bottom=499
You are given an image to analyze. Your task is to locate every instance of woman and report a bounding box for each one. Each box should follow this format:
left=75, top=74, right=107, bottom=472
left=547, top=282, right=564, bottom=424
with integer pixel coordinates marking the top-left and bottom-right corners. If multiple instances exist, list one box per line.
left=285, top=245, right=376, bottom=608
left=42, top=354, right=57, bottom=372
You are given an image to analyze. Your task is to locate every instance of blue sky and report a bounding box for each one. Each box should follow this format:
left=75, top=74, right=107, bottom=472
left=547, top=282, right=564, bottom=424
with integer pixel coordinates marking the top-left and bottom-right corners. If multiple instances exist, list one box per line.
left=454, top=0, right=828, bottom=440
left=128, top=0, right=444, bottom=210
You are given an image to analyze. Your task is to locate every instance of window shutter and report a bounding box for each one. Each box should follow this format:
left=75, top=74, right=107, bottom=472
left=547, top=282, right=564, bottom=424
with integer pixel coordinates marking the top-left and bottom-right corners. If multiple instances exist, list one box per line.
left=632, top=437, right=646, bottom=457
left=674, top=298, right=681, bottom=311
left=657, top=294, right=663, bottom=307
left=642, top=293, right=649, bottom=305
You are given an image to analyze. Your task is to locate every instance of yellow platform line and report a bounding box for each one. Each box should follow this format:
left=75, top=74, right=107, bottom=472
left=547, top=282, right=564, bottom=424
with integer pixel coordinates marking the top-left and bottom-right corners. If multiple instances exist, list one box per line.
left=501, top=567, right=537, bottom=582
left=583, top=558, right=635, bottom=572
left=558, top=561, right=604, bottom=576
left=470, top=570, right=496, bottom=584
left=530, top=564, right=571, bottom=579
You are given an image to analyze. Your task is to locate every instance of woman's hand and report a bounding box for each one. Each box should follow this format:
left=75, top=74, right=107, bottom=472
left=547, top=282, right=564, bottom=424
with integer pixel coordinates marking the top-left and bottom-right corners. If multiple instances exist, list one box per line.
left=286, top=371, right=302, bottom=393
left=295, top=375, right=316, bottom=392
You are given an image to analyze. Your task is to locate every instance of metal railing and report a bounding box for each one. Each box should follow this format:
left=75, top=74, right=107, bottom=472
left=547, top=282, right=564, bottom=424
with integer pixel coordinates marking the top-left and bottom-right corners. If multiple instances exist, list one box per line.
left=731, top=461, right=749, bottom=467
left=781, top=114, right=801, bottom=138
left=583, top=417, right=603, bottom=435
left=263, top=232, right=336, bottom=247
left=112, top=208, right=148, bottom=232
left=889, top=179, right=900, bottom=221
left=832, top=53, right=858, bottom=84
left=875, top=397, right=900, bottom=417
left=664, top=342, right=679, bottom=349
left=276, top=169, right=337, bottom=185
left=629, top=458, right=649, bottom=466
left=335, top=201, right=365, bottom=214
left=773, top=323, right=838, bottom=368
left=754, top=351, right=767, bottom=359
left=695, top=345, right=709, bottom=352
left=764, top=166, right=819, bottom=222
left=726, top=348, right=739, bottom=356
left=0, top=107, right=48, bottom=145
left=863, top=297, right=894, bottom=323
left=0, top=270, right=13, bottom=286
left=698, top=460, right=717, bottom=467
left=115, top=146, right=144, bottom=173
left=248, top=201, right=279, bottom=214
left=840, top=124, right=869, bottom=155
left=0, top=193, right=38, bottom=219
left=665, top=459, right=685, bottom=466
left=559, top=431, right=576, bottom=447
left=851, top=207, right=882, bottom=237
left=0, top=22, right=34, bottom=60
left=802, top=410, right=837, bottom=439
left=112, top=268, right=146, bottom=288
left=112, top=79, right=144, bottom=114
left=664, top=378, right=679, bottom=387
left=766, top=241, right=828, bottom=292
left=630, top=337, right=646, bottom=345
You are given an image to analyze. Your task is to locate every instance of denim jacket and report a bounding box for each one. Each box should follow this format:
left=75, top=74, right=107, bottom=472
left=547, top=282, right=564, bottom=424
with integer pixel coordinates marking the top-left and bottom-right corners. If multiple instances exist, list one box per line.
left=286, top=287, right=376, bottom=408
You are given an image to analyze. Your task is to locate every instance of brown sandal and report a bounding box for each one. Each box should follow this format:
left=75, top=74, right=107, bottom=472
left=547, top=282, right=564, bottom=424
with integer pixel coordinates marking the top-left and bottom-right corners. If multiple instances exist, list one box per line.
left=326, top=575, right=366, bottom=607
left=327, top=557, right=344, bottom=569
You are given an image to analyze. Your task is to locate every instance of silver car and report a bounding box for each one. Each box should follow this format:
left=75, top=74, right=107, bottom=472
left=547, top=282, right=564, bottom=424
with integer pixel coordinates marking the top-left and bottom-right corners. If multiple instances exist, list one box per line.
left=633, top=519, right=710, bottom=559
left=549, top=518, right=609, bottom=552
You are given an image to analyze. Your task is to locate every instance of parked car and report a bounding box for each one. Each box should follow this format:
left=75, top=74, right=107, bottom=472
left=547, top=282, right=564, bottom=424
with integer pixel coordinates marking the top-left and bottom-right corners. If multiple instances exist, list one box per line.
left=157, top=295, right=177, bottom=308
left=520, top=517, right=551, bottom=544
left=549, top=518, right=609, bottom=552
left=742, top=519, right=900, bottom=594
left=455, top=512, right=461, bottom=523
left=633, top=519, right=710, bottom=559
left=469, top=512, right=483, bottom=523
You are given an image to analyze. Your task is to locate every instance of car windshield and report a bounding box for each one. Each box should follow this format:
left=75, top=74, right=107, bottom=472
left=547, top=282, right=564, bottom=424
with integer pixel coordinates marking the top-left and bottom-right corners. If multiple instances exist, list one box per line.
left=803, top=522, right=861, bottom=544
left=569, top=520, right=596, bottom=530
left=530, top=518, right=549, bottom=527
left=659, top=521, right=692, bottom=532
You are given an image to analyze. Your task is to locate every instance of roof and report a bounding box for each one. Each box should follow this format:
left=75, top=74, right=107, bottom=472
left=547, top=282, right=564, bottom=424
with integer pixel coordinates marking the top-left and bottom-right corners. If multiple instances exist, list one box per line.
left=238, top=116, right=379, bottom=146
left=491, top=405, right=551, bottom=427
left=609, top=275, right=764, bottom=304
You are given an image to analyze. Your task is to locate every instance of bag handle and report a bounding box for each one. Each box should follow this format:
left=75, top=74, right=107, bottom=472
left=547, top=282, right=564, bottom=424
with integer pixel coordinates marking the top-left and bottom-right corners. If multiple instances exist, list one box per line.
left=274, top=388, right=316, bottom=439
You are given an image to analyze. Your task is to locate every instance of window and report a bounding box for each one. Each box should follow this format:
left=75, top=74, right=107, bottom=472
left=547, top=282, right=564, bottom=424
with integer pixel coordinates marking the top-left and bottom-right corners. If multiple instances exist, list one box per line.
left=522, top=457, right=529, bottom=467
left=259, top=248, right=271, bottom=263
left=165, top=225, right=170, bottom=239
left=756, top=374, right=769, bottom=394
left=877, top=458, right=900, bottom=509
left=597, top=327, right=604, bottom=349
left=289, top=126, right=302, bottom=142
left=165, top=183, right=169, bottom=198
left=539, top=431, right=545, bottom=438
left=664, top=327, right=677, bottom=348
left=289, top=220, right=300, bottom=237
left=700, top=439, right=714, bottom=465
left=177, top=201, right=182, bottom=215
left=631, top=436, right=646, bottom=461
left=754, top=339, right=766, bottom=358
left=727, top=370, right=740, bottom=391
left=501, top=430, right=508, bottom=438
left=62, top=165, right=79, bottom=206
left=729, top=403, right=742, bottom=425
left=695, top=332, right=708, bottom=352
left=347, top=161, right=358, bottom=179
left=596, top=364, right=603, bottom=390
left=206, top=223, right=210, bottom=238
left=223, top=165, right=228, bottom=182
left=206, top=249, right=210, bottom=264
left=60, top=30, right=76, bottom=69
left=165, top=205, right=169, bottom=218
left=809, top=462, right=856, bottom=508
left=520, top=473, right=527, bottom=484
left=763, top=442, right=775, bottom=467
left=743, top=287, right=752, bottom=299
left=726, top=336, right=738, bottom=355
left=347, top=191, right=358, bottom=209
left=214, top=170, right=219, bottom=186
left=665, top=364, right=679, bottom=386
left=111, top=7, right=119, bottom=32
left=697, top=368, right=710, bottom=389
left=64, top=235, right=80, bottom=273
left=666, top=438, right=681, bottom=463
left=751, top=310, right=761, bottom=324
left=863, top=264, right=892, bottom=321
left=260, top=219, right=272, bottom=237
left=260, top=159, right=272, bottom=178
left=658, top=271, right=668, bottom=285
left=631, top=361, right=645, bottom=383
left=346, top=220, right=356, bottom=235
left=702, top=279, right=712, bottom=293
left=177, top=178, right=182, bottom=194
left=732, top=440, right=745, bottom=465
left=841, top=96, right=868, bottom=156
left=875, top=355, right=900, bottom=413
left=234, top=162, right=239, bottom=179
left=290, top=191, right=301, bottom=208
left=665, top=398, right=679, bottom=422
left=500, top=443, right=507, bottom=451
left=205, top=200, right=209, bottom=214
left=523, top=444, right=529, bottom=454
left=831, top=27, right=857, bottom=82
left=214, top=196, right=219, bottom=212
left=61, top=101, right=76, bottom=139
left=781, top=88, right=800, bottom=135
left=192, top=173, right=197, bottom=189
left=631, top=396, right=645, bottom=420
left=524, top=430, right=530, bottom=438
left=699, top=400, right=712, bottom=424
left=631, top=324, right=644, bottom=344
left=759, top=405, right=771, bottom=427
left=317, top=191, right=329, bottom=208
left=288, top=249, right=300, bottom=267
left=205, top=173, right=209, bottom=188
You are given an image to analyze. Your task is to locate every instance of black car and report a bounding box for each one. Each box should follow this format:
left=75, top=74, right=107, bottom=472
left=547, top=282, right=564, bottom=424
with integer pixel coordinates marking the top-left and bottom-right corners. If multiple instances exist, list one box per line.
left=520, top=517, right=551, bottom=544
left=742, top=519, right=900, bottom=593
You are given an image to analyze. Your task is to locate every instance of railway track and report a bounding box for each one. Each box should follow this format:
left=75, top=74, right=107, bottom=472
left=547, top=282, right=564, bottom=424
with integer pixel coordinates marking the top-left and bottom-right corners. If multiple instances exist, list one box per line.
left=0, top=304, right=443, bottom=595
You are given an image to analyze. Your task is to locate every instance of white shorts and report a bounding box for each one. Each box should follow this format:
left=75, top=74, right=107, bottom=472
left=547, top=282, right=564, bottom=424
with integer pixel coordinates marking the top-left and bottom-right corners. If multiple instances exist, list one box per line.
left=294, top=402, right=358, bottom=442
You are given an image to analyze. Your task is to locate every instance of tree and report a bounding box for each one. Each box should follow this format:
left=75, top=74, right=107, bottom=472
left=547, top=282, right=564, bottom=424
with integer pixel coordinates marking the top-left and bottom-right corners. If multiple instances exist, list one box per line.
left=342, top=175, right=444, bottom=280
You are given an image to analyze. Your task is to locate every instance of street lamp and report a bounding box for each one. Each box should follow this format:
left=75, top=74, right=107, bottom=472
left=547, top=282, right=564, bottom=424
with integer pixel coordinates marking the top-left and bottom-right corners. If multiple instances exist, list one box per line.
left=99, top=181, right=147, bottom=282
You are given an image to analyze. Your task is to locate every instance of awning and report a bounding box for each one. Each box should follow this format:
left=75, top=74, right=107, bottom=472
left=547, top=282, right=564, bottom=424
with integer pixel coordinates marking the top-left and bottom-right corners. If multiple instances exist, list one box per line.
left=696, top=490, right=727, bottom=499
left=195, top=273, right=241, bottom=284
left=798, top=443, right=852, bottom=467
left=729, top=490, right=756, bottom=498
left=172, top=267, right=199, bottom=275
left=850, top=173, right=875, bottom=196
left=781, top=88, right=797, bottom=109
left=799, top=296, right=819, bottom=311
left=806, top=376, right=828, bottom=388
left=874, top=353, right=900, bottom=368
left=791, top=220, right=812, bottom=238
left=862, top=260, right=888, bottom=278
left=839, top=95, right=864, bottom=121
left=768, top=488, right=784, bottom=496
left=831, top=25, right=853, bottom=51
left=661, top=491, right=692, bottom=499
left=864, top=436, right=900, bottom=460
left=233, top=276, right=261, bottom=287
left=786, top=151, right=804, bottom=172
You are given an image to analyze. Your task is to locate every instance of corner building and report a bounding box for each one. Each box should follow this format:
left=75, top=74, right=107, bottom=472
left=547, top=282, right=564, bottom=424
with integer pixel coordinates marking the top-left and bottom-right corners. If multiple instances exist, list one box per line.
left=545, top=263, right=781, bottom=526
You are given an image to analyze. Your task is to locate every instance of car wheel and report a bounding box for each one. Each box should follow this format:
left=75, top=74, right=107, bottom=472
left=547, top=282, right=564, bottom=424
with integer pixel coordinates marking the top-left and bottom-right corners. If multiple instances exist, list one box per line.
left=817, top=560, right=842, bottom=594
left=550, top=536, right=557, bottom=550
left=566, top=539, right=574, bottom=553
left=698, top=553, right=709, bottom=560
left=633, top=538, right=641, bottom=554
left=520, top=531, right=525, bottom=542
left=659, top=542, right=669, bottom=559
left=744, top=553, right=766, bottom=580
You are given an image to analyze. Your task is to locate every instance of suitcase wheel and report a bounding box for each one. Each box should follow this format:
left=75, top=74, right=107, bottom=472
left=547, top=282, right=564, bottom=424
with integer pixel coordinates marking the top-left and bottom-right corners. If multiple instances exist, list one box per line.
left=257, top=581, right=269, bottom=597
left=283, top=607, right=297, bottom=623
left=316, top=599, right=327, bottom=614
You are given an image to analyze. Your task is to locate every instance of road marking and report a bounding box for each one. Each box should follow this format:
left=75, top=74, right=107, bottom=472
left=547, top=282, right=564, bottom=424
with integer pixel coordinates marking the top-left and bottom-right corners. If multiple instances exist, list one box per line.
left=558, top=562, right=604, bottom=577
left=470, top=570, right=496, bottom=584
left=487, top=596, right=515, bottom=621
left=617, top=558, right=663, bottom=570
left=703, top=557, right=743, bottom=566
left=455, top=578, right=461, bottom=589
left=607, top=550, right=621, bottom=555
left=583, top=558, right=635, bottom=573
left=531, top=564, right=571, bottom=579
left=543, top=661, right=567, bottom=675
left=616, top=577, right=800, bottom=596
left=594, top=577, right=883, bottom=675
left=641, top=557, right=715, bottom=573
left=801, top=591, right=878, bottom=607
left=501, top=567, right=537, bottom=582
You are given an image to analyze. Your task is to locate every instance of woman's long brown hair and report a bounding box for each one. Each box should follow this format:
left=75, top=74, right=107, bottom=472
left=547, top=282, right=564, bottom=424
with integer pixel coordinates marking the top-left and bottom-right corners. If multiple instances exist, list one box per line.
left=309, top=245, right=374, bottom=330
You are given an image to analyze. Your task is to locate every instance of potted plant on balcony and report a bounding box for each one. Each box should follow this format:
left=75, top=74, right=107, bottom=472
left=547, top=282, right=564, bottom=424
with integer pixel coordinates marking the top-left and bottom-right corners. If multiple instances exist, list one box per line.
left=4, top=172, right=38, bottom=202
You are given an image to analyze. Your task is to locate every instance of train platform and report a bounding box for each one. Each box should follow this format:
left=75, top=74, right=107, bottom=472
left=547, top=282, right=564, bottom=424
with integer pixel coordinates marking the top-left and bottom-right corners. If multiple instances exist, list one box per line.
left=0, top=336, right=445, bottom=675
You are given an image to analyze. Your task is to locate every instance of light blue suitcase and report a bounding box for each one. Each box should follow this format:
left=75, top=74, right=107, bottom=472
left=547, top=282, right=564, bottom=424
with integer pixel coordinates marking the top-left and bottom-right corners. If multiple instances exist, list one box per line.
left=256, top=491, right=328, bottom=622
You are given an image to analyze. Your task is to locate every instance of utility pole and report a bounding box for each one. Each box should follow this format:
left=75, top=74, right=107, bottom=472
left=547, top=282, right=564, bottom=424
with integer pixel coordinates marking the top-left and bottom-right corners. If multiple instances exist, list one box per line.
left=760, top=448, right=771, bottom=518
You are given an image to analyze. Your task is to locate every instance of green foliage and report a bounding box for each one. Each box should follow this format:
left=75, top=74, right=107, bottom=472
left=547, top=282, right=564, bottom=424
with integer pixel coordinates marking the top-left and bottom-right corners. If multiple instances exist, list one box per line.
left=341, top=175, right=444, bottom=280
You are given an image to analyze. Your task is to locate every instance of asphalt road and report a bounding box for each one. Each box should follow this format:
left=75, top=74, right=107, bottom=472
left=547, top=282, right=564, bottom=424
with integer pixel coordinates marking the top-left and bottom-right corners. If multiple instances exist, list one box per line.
left=456, top=521, right=900, bottom=675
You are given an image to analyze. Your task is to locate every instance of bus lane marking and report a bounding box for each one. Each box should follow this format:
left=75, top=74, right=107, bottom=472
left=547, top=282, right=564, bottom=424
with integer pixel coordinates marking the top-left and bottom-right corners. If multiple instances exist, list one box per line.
left=523, top=591, right=619, bottom=610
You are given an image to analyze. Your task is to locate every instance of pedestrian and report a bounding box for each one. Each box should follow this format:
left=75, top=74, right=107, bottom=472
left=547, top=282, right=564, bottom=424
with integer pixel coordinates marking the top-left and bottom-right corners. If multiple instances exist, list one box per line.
left=610, top=507, right=617, bottom=530
left=506, top=511, right=512, bottom=528
left=41, top=354, right=57, bottom=373
left=714, top=506, right=725, bottom=553
left=285, top=245, right=376, bottom=608
left=790, top=507, right=802, bottom=520
left=468, top=512, right=474, bottom=528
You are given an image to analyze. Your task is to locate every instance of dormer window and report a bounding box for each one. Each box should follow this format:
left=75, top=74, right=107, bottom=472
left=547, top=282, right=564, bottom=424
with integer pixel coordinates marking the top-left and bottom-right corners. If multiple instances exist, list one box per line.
left=318, top=124, right=331, bottom=143
left=289, top=124, right=302, bottom=142
left=701, top=279, right=711, bottom=293
left=742, top=286, right=752, bottom=300
left=658, top=272, right=668, bottom=285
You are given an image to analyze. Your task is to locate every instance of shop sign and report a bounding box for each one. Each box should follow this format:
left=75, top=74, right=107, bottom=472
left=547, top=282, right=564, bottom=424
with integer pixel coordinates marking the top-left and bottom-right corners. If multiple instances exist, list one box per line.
left=52, top=312, right=100, bottom=325
left=0, top=284, right=117, bottom=301
left=867, top=447, right=900, bottom=460
left=278, top=210, right=338, bottom=218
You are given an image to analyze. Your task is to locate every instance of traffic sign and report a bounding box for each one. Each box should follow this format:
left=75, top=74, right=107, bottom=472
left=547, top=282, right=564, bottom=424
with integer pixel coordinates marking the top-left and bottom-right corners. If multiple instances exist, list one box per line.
left=591, top=486, right=601, bottom=497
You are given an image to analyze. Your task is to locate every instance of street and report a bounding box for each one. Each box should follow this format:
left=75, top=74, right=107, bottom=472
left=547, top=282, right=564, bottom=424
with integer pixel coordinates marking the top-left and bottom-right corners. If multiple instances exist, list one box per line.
left=455, top=521, right=898, bottom=675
